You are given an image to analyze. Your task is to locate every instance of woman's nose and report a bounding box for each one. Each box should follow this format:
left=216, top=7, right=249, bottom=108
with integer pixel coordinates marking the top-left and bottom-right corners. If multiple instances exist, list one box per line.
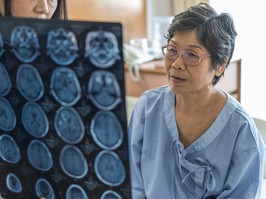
left=172, top=56, right=186, bottom=70
left=36, top=0, right=49, bottom=15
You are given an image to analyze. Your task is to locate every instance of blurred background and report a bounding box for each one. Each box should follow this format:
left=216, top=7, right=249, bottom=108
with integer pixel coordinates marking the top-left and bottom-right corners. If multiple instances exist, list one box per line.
left=66, top=0, right=266, bottom=121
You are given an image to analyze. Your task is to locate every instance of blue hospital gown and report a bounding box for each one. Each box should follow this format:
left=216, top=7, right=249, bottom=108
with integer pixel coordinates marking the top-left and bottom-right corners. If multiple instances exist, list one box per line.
left=128, top=86, right=265, bottom=199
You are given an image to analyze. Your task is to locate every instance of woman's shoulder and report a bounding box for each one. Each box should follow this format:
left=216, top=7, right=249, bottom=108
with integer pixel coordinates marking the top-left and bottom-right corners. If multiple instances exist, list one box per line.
left=134, top=85, right=172, bottom=112
left=225, top=93, right=264, bottom=151
left=141, top=85, right=170, bottom=100
left=226, top=93, right=254, bottom=123
left=136, top=86, right=170, bottom=105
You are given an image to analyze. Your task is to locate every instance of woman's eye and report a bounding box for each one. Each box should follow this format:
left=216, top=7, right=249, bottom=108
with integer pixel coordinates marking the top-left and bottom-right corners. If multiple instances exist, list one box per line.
left=168, top=47, right=177, bottom=54
left=186, top=51, right=199, bottom=58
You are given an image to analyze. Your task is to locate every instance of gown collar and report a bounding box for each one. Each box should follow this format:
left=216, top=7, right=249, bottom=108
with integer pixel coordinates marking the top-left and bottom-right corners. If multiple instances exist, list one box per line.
left=163, top=86, right=237, bottom=154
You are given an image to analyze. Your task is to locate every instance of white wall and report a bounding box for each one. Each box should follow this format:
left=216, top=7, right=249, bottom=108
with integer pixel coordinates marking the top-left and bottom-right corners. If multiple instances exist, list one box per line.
left=210, top=0, right=266, bottom=120
left=146, top=0, right=173, bottom=42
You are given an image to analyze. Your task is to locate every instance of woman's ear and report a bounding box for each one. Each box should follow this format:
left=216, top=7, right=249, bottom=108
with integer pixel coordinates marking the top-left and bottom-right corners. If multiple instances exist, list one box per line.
left=215, top=57, right=229, bottom=77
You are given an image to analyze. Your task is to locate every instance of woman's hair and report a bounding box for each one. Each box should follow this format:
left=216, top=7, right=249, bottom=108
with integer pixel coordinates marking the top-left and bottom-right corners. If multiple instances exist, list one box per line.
left=4, top=0, right=68, bottom=19
left=166, top=3, right=237, bottom=85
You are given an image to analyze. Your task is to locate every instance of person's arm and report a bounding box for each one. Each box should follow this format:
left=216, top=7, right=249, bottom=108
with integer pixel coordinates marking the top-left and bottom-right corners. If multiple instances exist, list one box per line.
left=217, top=144, right=264, bottom=198
left=128, top=100, right=146, bottom=199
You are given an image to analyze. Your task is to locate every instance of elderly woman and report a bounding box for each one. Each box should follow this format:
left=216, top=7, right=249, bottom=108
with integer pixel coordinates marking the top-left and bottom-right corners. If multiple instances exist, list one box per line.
left=128, top=3, right=265, bottom=199
left=0, top=0, right=67, bottom=19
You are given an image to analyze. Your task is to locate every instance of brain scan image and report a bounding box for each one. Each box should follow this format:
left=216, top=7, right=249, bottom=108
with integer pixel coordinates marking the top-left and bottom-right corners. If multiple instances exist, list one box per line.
left=100, top=190, right=122, bottom=199
left=16, top=64, right=44, bottom=102
left=6, top=173, right=23, bottom=194
left=66, top=184, right=88, bottom=199
left=0, top=134, right=21, bottom=164
left=27, top=139, right=53, bottom=171
left=0, top=17, right=130, bottom=199
left=94, top=150, right=126, bottom=187
left=84, top=30, right=120, bottom=68
left=35, top=178, right=55, bottom=199
left=50, top=67, right=81, bottom=106
left=0, top=62, right=11, bottom=96
left=54, top=106, right=85, bottom=144
left=21, top=102, right=49, bottom=138
left=10, top=26, right=40, bottom=63
left=88, top=71, right=121, bottom=110
left=0, top=97, right=16, bottom=131
left=0, top=32, right=4, bottom=56
left=59, top=145, right=88, bottom=179
left=90, top=111, right=123, bottom=150
left=47, top=28, right=78, bottom=66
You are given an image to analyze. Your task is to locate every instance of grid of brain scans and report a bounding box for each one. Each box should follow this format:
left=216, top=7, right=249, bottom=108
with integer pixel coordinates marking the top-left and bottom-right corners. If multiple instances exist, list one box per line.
left=0, top=17, right=131, bottom=199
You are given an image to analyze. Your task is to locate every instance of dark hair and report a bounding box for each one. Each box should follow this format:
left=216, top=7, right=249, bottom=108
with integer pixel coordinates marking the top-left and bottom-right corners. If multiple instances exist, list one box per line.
left=166, top=3, right=237, bottom=85
left=4, top=0, right=68, bottom=19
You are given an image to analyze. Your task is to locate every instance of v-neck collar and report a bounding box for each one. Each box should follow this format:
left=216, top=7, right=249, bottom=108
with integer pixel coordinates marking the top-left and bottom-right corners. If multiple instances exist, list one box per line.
left=163, top=87, right=237, bottom=154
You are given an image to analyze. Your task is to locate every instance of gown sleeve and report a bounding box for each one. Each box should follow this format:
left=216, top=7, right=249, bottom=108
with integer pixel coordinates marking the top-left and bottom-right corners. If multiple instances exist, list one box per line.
left=216, top=125, right=265, bottom=199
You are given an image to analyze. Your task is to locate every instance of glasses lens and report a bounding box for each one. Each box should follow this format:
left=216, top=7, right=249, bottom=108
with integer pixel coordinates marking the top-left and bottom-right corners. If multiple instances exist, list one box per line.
left=183, top=51, right=200, bottom=65
left=164, top=46, right=178, bottom=60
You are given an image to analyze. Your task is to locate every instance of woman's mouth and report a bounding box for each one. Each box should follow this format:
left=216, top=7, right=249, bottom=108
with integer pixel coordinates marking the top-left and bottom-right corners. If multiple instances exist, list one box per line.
left=170, top=75, right=186, bottom=83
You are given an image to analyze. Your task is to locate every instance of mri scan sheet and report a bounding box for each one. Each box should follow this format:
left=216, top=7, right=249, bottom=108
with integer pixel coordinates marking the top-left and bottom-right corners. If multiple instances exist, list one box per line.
left=0, top=17, right=131, bottom=199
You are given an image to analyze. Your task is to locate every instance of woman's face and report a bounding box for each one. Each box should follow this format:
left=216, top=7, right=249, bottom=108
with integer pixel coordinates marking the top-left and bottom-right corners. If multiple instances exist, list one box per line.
left=164, top=31, right=223, bottom=95
left=10, top=0, right=58, bottom=19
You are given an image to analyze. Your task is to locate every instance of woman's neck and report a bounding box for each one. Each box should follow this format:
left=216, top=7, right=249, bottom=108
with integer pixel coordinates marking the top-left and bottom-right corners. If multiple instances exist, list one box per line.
left=175, top=88, right=226, bottom=115
left=175, top=88, right=227, bottom=148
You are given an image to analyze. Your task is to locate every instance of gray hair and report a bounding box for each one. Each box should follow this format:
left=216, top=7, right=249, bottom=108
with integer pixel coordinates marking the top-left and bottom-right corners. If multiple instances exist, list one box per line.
left=166, top=3, right=237, bottom=85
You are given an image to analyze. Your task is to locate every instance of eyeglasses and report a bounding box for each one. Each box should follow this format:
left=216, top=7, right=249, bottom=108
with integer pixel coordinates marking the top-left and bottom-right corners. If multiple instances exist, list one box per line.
left=162, top=45, right=210, bottom=66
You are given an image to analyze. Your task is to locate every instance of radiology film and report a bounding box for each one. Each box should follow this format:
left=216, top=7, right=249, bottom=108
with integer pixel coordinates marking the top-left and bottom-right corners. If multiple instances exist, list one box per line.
left=0, top=17, right=131, bottom=199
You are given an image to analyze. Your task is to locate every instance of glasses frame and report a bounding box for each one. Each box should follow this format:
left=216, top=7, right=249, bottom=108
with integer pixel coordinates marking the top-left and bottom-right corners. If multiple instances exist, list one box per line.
left=162, top=45, right=211, bottom=66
